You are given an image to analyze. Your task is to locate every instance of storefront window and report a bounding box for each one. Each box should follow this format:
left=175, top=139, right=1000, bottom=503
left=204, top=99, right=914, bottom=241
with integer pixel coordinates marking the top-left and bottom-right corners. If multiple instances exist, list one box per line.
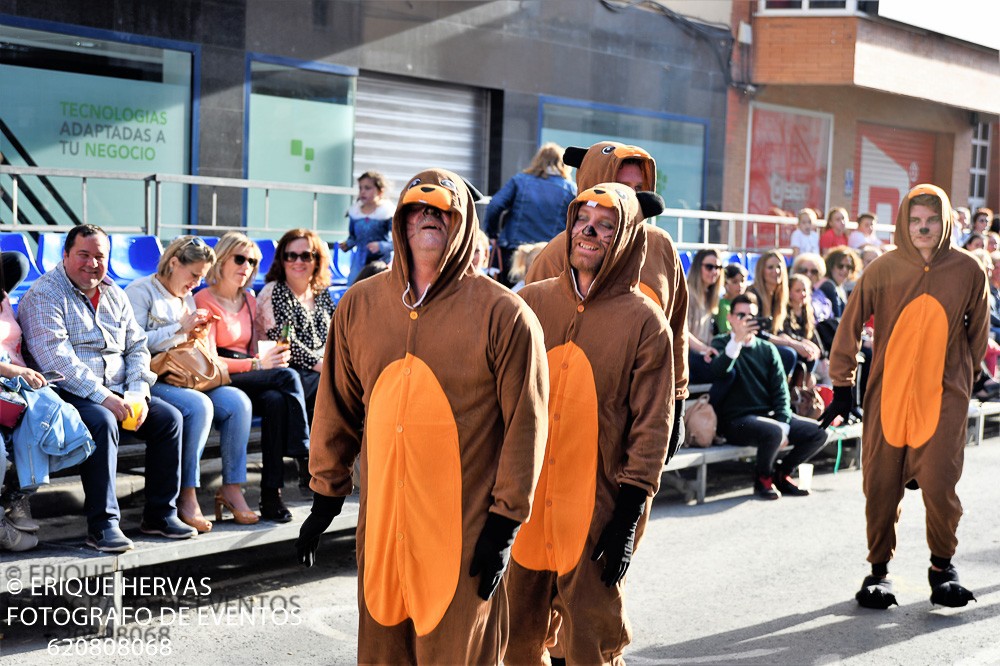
left=246, top=57, right=355, bottom=235
left=540, top=97, right=707, bottom=238
left=0, top=22, right=193, bottom=228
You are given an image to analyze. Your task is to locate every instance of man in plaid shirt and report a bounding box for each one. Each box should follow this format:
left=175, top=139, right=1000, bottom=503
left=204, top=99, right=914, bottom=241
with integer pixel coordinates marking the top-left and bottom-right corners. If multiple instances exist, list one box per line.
left=19, top=224, right=194, bottom=552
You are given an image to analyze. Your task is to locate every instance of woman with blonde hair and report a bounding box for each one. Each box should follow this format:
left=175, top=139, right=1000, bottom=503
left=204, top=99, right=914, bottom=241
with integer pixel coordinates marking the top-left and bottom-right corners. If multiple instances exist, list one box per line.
left=747, top=250, right=819, bottom=373
left=195, top=232, right=311, bottom=523
left=126, top=236, right=257, bottom=530
left=257, top=228, right=336, bottom=421
left=483, top=142, right=577, bottom=286
left=686, top=248, right=724, bottom=383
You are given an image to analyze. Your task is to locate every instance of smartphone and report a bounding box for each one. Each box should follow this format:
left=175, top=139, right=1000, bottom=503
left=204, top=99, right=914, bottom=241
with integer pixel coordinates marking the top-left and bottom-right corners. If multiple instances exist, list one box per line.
left=751, top=316, right=773, bottom=331
left=42, top=370, right=65, bottom=383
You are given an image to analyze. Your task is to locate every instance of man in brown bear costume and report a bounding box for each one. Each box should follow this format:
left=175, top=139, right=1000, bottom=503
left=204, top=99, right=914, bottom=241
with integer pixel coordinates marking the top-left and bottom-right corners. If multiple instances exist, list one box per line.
left=506, top=183, right=673, bottom=664
left=297, top=169, right=549, bottom=663
left=525, top=141, right=688, bottom=460
left=821, top=184, right=988, bottom=609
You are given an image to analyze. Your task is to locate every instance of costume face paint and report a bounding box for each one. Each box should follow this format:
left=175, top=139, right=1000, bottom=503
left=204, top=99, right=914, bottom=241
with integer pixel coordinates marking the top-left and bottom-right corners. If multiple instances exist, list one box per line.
left=908, top=204, right=943, bottom=256
left=569, top=204, right=616, bottom=277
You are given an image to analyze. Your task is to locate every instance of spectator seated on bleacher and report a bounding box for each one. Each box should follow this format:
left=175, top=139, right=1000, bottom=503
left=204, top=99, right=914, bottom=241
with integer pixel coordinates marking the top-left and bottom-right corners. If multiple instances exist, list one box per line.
left=783, top=274, right=825, bottom=370
left=790, top=208, right=820, bottom=257
left=195, top=232, right=311, bottom=524
left=18, top=224, right=196, bottom=552
left=818, top=246, right=861, bottom=318
left=255, top=229, right=336, bottom=425
left=746, top=250, right=818, bottom=375
left=714, top=263, right=748, bottom=335
left=125, top=236, right=257, bottom=532
left=686, top=249, right=724, bottom=384
left=709, top=293, right=828, bottom=500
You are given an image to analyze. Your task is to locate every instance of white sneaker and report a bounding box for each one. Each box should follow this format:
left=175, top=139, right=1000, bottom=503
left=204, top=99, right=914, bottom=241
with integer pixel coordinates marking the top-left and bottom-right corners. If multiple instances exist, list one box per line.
left=0, top=515, right=38, bottom=552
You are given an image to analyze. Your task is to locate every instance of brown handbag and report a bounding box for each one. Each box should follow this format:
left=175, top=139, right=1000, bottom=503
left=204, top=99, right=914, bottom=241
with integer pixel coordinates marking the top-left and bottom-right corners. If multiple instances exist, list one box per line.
left=150, top=338, right=231, bottom=392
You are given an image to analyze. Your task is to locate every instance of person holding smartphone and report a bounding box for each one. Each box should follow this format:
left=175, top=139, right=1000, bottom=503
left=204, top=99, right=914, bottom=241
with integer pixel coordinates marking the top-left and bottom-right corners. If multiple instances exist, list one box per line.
left=709, top=292, right=828, bottom=500
left=126, top=236, right=257, bottom=532
left=195, top=232, right=311, bottom=523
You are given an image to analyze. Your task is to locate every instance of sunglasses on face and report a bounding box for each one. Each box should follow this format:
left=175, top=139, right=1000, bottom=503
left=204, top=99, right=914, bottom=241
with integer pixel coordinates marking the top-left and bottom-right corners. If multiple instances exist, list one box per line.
left=803, top=268, right=820, bottom=275
left=283, top=251, right=317, bottom=263
left=232, top=254, right=258, bottom=267
left=837, top=263, right=854, bottom=270
left=702, top=264, right=722, bottom=271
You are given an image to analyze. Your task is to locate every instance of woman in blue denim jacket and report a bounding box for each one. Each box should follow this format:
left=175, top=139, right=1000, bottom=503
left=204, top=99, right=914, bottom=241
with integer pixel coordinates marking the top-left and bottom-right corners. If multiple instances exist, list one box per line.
left=483, top=142, right=577, bottom=285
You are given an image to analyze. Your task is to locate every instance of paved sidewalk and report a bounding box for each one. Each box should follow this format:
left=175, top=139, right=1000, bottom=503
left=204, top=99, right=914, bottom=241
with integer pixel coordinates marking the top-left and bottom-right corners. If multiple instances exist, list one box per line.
left=2, top=439, right=999, bottom=665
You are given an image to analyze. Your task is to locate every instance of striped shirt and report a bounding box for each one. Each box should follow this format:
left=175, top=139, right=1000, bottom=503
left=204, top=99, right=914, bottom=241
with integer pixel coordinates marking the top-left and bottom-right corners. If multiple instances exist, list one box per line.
left=18, top=263, right=156, bottom=403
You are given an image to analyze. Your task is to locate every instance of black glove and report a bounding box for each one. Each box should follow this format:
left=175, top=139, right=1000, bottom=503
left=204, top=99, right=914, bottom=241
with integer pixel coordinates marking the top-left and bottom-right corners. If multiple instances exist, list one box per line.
left=591, top=483, right=647, bottom=587
left=296, top=494, right=345, bottom=567
left=468, top=512, right=521, bottom=601
left=818, top=385, right=863, bottom=429
left=666, top=399, right=685, bottom=462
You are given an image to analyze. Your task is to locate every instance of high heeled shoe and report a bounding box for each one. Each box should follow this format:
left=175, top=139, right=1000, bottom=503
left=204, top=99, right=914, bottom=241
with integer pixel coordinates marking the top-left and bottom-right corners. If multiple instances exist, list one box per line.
left=214, top=491, right=260, bottom=525
left=259, top=488, right=293, bottom=523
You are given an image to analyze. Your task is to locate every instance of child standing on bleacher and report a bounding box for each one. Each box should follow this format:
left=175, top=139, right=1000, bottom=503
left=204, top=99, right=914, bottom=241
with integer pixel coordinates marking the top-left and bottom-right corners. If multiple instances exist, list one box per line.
left=339, top=171, right=395, bottom=286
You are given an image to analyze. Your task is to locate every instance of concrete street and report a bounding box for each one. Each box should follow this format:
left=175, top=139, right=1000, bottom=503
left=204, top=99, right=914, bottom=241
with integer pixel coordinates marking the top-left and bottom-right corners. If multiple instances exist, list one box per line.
left=3, top=439, right=999, bottom=665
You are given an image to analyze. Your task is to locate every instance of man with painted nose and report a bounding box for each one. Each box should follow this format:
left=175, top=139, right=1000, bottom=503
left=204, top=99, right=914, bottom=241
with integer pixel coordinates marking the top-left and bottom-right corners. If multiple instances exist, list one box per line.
left=506, top=184, right=673, bottom=665
left=296, top=168, right=549, bottom=663
left=821, top=184, right=989, bottom=610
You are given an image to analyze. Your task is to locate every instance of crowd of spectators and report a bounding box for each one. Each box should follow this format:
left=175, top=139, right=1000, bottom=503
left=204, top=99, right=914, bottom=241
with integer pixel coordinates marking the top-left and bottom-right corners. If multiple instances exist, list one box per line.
left=4, top=169, right=997, bottom=550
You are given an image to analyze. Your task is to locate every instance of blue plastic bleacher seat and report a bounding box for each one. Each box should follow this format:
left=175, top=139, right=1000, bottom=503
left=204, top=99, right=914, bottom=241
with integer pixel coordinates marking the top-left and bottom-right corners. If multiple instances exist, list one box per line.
left=725, top=252, right=743, bottom=268
left=745, top=252, right=761, bottom=275
left=107, top=235, right=164, bottom=286
left=36, top=233, right=67, bottom=273
left=679, top=251, right=693, bottom=274
left=202, top=236, right=220, bottom=249
left=0, top=232, right=44, bottom=299
left=329, top=284, right=349, bottom=307
left=252, top=238, right=277, bottom=291
left=329, top=244, right=350, bottom=283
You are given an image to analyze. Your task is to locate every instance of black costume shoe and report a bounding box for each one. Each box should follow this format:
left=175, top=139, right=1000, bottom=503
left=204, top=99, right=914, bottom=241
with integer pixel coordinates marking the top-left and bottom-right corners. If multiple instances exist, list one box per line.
left=929, top=566, right=976, bottom=607
left=774, top=472, right=810, bottom=497
left=754, top=475, right=781, bottom=500
left=259, top=488, right=293, bottom=523
left=856, top=575, right=898, bottom=609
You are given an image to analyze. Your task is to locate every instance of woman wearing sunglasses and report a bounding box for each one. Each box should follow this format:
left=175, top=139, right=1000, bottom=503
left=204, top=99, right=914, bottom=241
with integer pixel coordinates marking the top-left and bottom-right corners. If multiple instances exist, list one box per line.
left=255, top=229, right=336, bottom=421
left=126, top=236, right=257, bottom=531
left=195, top=232, right=311, bottom=523
left=686, top=248, right=725, bottom=383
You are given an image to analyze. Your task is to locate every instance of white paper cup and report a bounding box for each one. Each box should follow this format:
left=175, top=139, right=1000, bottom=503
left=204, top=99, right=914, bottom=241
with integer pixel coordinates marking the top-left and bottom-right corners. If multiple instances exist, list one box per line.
left=257, top=340, right=277, bottom=356
left=797, top=463, right=814, bottom=492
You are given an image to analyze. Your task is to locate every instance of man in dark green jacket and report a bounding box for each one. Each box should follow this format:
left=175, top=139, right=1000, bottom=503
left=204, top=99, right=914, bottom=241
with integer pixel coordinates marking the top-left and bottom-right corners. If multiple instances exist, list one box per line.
left=710, top=292, right=827, bottom=500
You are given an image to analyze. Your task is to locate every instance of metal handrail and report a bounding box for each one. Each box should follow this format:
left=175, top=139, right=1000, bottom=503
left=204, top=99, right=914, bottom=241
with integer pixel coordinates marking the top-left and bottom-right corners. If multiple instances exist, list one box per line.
left=2, top=164, right=897, bottom=251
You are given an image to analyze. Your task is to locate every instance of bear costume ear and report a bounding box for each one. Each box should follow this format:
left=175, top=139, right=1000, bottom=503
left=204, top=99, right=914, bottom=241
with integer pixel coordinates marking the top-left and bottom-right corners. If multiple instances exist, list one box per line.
left=563, top=146, right=588, bottom=169
left=462, top=177, right=487, bottom=204
left=636, top=191, right=665, bottom=219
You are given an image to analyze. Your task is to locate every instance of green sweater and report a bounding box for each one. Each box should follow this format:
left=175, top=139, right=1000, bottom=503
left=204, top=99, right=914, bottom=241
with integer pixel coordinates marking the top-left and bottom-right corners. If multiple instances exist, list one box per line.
left=709, top=334, right=791, bottom=424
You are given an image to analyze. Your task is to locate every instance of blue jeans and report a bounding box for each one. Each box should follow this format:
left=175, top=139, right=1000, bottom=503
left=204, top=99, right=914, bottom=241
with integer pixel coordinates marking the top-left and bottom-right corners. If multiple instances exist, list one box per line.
left=151, top=383, right=252, bottom=487
left=59, top=391, right=181, bottom=529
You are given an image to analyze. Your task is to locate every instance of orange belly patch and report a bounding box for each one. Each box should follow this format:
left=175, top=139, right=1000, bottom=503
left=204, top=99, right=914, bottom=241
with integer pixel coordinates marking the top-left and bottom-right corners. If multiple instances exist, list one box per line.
left=364, top=354, right=462, bottom=635
left=881, top=294, right=947, bottom=448
left=512, top=341, right=598, bottom=574
left=638, top=282, right=661, bottom=308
